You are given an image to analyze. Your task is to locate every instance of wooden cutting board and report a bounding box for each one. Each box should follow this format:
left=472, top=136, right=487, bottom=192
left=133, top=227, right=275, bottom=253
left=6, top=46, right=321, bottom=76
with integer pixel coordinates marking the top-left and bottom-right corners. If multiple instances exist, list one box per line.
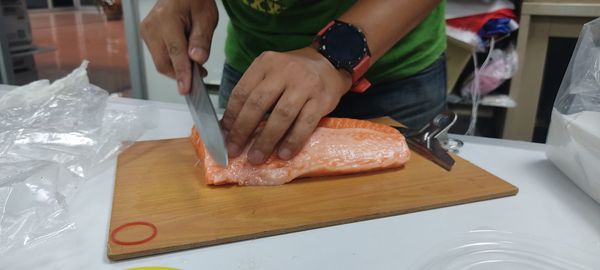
left=108, top=128, right=518, bottom=261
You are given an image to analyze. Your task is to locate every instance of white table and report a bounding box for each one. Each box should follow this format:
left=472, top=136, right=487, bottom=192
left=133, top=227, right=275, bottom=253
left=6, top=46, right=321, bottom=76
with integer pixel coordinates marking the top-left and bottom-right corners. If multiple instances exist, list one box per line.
left=2, top=85, right=600, bottom=269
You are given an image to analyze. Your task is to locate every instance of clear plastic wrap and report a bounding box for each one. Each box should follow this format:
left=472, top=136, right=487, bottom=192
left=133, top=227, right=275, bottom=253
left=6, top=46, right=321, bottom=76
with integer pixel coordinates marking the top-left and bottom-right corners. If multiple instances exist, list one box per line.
left=0, top=61, right=155, bottom=254
left=546, top=18, right=600, bottom=204
left=413, top=229, right=600, bottom=269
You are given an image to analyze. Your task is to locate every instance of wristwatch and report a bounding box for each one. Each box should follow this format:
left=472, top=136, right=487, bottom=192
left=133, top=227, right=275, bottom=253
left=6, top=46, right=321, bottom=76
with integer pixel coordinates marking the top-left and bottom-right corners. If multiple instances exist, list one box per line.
left=315, top=20, right=371, bottom=93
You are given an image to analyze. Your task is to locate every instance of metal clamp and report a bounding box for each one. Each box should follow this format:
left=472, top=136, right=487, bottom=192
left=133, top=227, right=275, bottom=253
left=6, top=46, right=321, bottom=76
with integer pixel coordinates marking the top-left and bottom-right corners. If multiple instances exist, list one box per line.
left=395, top=111, right=459, bottom=171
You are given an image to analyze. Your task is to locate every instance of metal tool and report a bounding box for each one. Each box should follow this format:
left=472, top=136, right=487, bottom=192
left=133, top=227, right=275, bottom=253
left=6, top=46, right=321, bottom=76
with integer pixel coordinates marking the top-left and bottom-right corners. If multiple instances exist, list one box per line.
left=185, top=63, right=228, bottom=167
left=395, top=111, right=458, bottom=171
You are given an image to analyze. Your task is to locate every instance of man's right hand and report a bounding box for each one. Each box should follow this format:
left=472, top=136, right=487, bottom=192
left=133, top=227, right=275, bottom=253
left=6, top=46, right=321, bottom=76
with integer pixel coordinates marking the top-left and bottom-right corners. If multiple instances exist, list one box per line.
left=140, top=0, right=218, bottom=95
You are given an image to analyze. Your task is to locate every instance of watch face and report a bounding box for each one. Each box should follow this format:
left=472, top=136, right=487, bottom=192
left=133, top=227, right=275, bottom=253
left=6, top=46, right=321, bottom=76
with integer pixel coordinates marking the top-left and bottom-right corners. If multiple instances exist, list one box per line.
left=319, top=22, right=368, bottom=70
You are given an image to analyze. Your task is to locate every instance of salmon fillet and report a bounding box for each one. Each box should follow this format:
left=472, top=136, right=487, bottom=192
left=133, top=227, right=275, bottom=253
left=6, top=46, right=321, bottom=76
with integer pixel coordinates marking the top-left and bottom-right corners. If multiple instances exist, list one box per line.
left=190, top=118, right=410, bottom=186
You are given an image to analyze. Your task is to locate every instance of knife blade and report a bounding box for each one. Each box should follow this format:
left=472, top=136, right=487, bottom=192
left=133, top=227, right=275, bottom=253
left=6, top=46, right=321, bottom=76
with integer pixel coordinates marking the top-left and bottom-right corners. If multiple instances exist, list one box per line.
left=185, top=63, right=228, bottom=167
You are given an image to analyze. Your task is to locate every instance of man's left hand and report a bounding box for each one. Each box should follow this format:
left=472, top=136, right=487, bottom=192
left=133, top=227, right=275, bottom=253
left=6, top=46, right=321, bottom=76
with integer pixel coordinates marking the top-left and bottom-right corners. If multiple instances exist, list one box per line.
left=220, top=47, right=352, bottom=165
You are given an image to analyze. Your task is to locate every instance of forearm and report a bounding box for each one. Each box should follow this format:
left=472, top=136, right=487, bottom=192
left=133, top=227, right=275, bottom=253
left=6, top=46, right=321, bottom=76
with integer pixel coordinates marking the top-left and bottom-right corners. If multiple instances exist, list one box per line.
left=338, top=0, right=441, bottom=63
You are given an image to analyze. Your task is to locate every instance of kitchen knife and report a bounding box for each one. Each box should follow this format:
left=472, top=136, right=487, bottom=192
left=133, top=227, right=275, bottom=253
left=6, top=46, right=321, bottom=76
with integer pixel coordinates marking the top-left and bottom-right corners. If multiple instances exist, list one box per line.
left=185, top=63, right=228, bottom=167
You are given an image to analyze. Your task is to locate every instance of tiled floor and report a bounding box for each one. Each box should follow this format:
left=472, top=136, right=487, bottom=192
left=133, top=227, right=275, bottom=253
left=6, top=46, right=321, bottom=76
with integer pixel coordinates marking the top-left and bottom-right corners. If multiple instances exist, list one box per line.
left=30, top=9, right=130, bottom=94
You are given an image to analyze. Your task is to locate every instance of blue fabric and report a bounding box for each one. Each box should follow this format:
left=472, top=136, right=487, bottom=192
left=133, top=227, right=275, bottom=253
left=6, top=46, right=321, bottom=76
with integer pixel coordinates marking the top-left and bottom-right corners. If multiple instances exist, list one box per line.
left=479, top=18, right=515, bottom=37
left=218, top=55, right=447, bottom=129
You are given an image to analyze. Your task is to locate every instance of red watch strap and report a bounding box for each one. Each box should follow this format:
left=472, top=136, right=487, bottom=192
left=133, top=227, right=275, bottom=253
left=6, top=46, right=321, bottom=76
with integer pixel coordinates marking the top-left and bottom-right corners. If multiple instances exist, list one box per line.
left=317, top=21, right=335, bottom=37
left=349, top=55, right=371, bottom=93
left=351, top=78, right=371, bottom=93
left=351, top=55, right=370, bottom=83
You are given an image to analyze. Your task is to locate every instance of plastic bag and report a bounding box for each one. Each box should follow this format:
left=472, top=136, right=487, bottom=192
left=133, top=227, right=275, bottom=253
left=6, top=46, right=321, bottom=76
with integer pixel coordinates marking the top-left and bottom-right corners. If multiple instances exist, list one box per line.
left=458, top=40, right=518, bottom=135
left=546, top=18, right=600, bottom=204
left=461, top=45, right=518, bottom=97
left=0, top=61, right=155, bottom=254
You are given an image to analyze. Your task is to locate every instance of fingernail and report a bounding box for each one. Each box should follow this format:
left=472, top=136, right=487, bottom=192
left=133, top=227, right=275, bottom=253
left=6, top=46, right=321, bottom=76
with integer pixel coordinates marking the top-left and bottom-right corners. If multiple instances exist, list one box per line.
left=248, top=150, right=265, bottom=164
left=177, top=80, right=185, bottom=94
left=227, top=143, right=239, bottom=156
left=278, top=148, right=292, bottom=160
left=190, top=47, right=206, bottom=63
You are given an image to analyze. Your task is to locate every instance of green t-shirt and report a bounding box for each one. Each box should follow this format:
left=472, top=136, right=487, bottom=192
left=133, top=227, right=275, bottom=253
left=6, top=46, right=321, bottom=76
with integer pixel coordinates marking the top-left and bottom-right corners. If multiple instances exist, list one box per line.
left=222, top=0, right=446, bottom=84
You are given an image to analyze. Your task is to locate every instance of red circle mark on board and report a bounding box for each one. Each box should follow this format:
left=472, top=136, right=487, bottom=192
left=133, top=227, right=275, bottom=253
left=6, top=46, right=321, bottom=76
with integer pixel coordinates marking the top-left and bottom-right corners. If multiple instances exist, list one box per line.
left=110, top=221, right=158, bottom=246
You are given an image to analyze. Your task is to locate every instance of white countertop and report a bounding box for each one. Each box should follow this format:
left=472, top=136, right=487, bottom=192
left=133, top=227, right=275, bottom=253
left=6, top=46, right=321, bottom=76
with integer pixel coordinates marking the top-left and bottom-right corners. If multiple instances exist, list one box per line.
left=2, top=85, right=600, bottom=269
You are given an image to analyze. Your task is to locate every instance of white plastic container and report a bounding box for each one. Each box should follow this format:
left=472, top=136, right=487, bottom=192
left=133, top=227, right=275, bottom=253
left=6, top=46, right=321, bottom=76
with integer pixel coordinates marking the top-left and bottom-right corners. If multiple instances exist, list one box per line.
left=547, top=109, right=600, bottom=203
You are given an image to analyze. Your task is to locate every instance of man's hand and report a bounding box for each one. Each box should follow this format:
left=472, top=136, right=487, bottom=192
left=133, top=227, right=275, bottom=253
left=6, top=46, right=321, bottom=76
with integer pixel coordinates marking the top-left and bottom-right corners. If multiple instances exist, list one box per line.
left=221, top=47, right=353, bottom=165
left=140, top=0, right=217, bottom=94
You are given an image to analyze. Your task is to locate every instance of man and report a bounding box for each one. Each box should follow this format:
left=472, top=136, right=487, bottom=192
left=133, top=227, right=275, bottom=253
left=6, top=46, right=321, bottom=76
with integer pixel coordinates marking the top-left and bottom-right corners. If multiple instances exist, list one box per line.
left=141, top=0, right=447, bottom=165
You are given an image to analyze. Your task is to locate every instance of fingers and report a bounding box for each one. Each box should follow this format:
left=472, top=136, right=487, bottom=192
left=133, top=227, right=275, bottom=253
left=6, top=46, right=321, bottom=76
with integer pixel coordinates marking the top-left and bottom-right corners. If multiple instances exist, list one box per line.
left=188, top=0, right=218, bottom=64
left=140, top=3, right=174, bottom=78
left=219, top=48, right=346, bottom=164
left=220, top=59, right=266, bottom=132
left=277, top=99, right=323, bottom=160
left=225, top=77, right=284, bottom=158
left=143, top=37, right=174, bottom=78
left=247, top=89, right=308, bottom=164
left=162, top=19, right=191, bottom=95
left=140, top=0, right=194, bottom=94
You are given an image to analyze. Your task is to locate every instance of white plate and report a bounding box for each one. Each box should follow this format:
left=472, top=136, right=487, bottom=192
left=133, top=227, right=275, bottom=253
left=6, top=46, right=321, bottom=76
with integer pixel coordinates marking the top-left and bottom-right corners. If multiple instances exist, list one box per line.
left=414, top=230, right=600, bottom=270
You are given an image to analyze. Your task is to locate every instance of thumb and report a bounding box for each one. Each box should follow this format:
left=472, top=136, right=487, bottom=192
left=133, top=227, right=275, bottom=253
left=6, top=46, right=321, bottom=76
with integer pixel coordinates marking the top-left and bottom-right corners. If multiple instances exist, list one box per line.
left=188, top=0, right=218, bottom=64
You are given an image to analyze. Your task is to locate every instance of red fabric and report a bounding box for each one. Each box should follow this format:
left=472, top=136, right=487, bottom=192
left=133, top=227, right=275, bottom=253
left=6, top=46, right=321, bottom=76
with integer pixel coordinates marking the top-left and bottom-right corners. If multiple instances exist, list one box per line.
left=446, top=8, right=517, bottom=33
